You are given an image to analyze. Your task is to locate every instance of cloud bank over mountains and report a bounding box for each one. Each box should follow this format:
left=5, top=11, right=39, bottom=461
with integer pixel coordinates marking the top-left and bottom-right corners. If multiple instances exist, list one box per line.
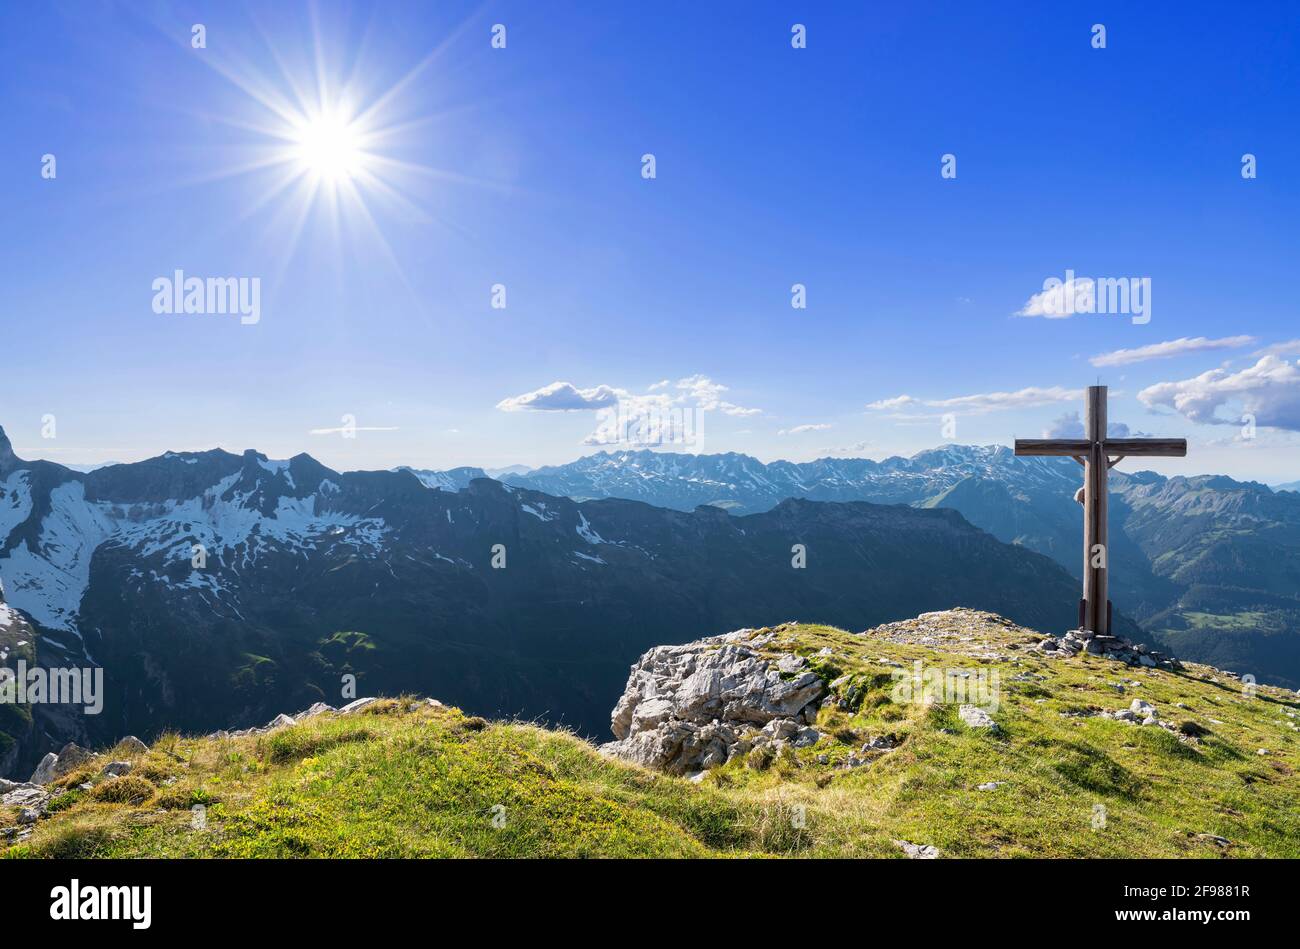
left=1138, top=355, right=1300, bottom=432
left=866, top=386, right=1082, bottom=417
left=498, top=376, right=761, bottom=446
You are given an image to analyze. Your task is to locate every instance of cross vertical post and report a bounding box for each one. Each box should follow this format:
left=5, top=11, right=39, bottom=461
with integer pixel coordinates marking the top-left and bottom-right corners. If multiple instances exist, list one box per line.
left=1083, top=385, right=1108, bottom=635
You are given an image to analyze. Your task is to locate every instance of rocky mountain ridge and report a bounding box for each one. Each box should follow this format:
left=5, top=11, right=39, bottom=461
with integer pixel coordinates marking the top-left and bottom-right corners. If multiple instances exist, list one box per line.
left=499, top=446, right=1300, bottom=688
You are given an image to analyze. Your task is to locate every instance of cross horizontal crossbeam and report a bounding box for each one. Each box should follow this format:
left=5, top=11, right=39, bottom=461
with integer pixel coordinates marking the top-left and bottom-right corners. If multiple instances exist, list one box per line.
left=1013, top=437, right=1186, bottom=457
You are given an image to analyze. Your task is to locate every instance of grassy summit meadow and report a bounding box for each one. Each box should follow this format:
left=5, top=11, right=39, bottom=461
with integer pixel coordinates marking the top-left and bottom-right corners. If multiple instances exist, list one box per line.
left=5, top=611, right=1298, bottom=858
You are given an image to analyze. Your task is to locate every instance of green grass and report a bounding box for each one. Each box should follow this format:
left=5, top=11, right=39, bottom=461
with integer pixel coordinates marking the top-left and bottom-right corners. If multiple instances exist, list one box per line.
left=5, top=618, right=1299, bottom=859
left=1180, top=611, right=1275, bottom=632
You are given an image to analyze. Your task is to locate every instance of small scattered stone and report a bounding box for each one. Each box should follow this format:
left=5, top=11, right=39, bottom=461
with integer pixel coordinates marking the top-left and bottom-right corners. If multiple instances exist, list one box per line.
left=958, top=705, right=999, bottom=732
left=792, top=727, right=820, bottom=748
left=295, top=702, right=335, bottom=719
left=1131, top=699, right=1157, bottom=719
left=776, top=654, right=807, bottom=675
left=118, top=736, right=148, bottom=755
left=894, top=840, right=938, bottom=859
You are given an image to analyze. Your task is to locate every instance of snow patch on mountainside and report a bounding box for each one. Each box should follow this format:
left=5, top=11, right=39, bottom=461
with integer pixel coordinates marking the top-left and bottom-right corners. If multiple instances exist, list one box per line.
left=107, top=479, right=390, bottom=568
left=0, top=481, right=116, bottom=630
left=3, top=542, right=89, bottom=632
left=256, top=457, right=294, bottom=487
left=521, top=502, right=556, bottom=522
left=0, top=472, right=389, bottom=633
left=408, top=469, right=459, bottom=491
left=401, top=466, right=489, bottom=492
left=576, top=512, right=605, bottom=544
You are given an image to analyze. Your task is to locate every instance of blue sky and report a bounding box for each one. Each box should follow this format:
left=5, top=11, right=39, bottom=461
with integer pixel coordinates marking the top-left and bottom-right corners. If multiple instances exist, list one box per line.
left=1, top=0, right=1298, bottom=481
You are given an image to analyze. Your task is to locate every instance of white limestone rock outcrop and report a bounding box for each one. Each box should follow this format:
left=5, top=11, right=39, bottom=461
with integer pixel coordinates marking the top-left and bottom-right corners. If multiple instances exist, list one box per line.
left=600, top=631, right=826, bottom=776
left=27, top=742, right=96, bottom=785
left=2, top=780, right=51, bottom=842
left=29, top=753, right=58, bottom=786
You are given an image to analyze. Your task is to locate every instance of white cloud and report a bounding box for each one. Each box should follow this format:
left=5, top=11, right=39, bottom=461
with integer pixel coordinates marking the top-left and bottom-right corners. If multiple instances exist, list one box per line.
left=498, top=376, right=761, bottom=446
left=1138, top=355, right=1300, bottom=431
left=867, top=386, right=1081, bottom=416
left=1015, top=277, right=1094, bottom=319
left=865, top=395, right=921, bottom=411
left=826, top=440, right=872, bottom=455
left=778, top=423, right=832, bottom=436
left=495, top=382, right=622, bottom=412
left=1254, top=339, right=1300, bottom=358
left=674, top=374, right=761, bottom=416
left=1089, top=335, right=1255, bottom=368
left=309, top=425, right=398, bottom=435
left=1041, top=412, right=1130, bottom=438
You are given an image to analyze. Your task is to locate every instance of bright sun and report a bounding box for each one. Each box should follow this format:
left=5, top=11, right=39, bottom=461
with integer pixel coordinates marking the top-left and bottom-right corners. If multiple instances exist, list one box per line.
left=196, top=22, right=470, bottom=277
left=291, top=108, right=367, bottom=183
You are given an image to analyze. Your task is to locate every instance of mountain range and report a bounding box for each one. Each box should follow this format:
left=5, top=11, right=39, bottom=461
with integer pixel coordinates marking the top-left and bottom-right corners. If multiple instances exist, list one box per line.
left=496, top=448, right=1300, bottom=689
left=0, top=425, right=1090, bottom=777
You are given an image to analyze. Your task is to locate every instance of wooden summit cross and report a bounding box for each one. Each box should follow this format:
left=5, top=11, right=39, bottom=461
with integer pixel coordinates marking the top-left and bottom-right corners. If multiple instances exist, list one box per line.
left=1014, top=385, right=1186, bottom=636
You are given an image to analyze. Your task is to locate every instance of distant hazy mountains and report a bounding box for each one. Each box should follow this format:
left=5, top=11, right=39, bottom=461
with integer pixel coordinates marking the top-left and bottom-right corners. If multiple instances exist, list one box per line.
left=501, top=448, right=1300, bottom=689
left=0, top=426, right=1086, bottom=777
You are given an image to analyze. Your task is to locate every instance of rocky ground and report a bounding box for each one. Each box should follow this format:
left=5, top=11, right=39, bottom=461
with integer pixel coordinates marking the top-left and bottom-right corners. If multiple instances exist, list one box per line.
left=852, top=609, right=1180, bottom=669
left=599, top=610, right=1191, bottom=782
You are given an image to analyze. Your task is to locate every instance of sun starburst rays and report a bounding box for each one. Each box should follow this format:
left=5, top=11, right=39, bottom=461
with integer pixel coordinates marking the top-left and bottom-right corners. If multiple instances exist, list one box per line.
left=181, top=21, right=453, bottom=290
left=151, top=8, right=526, bottom=318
